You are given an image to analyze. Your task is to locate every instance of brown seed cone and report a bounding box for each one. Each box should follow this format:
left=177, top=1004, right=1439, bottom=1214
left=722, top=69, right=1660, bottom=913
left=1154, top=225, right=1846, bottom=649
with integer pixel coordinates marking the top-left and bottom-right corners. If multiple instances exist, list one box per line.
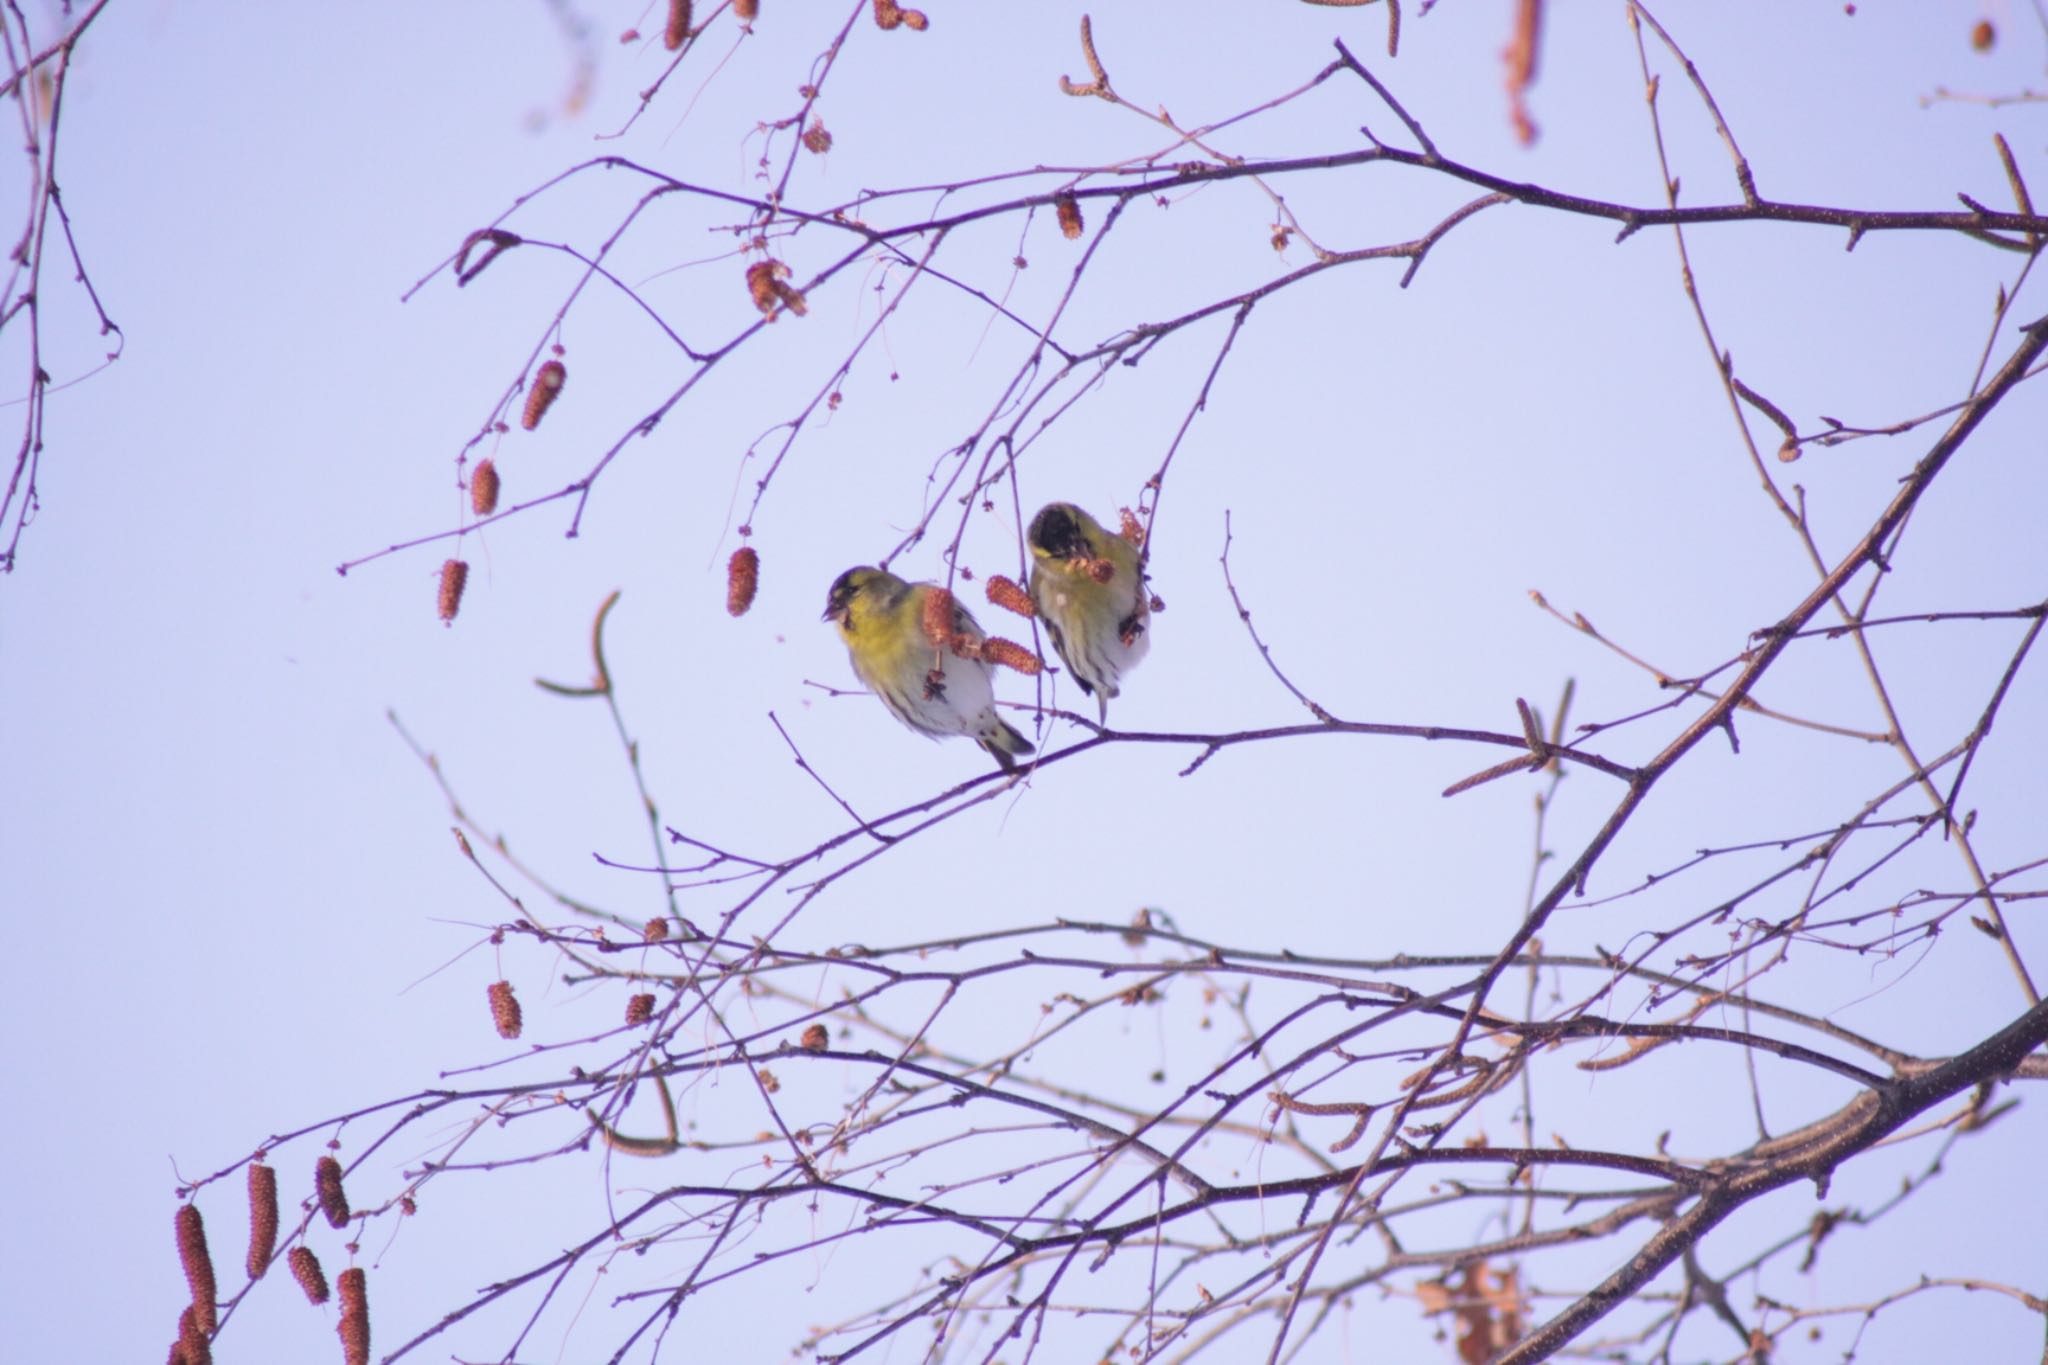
left=734, top=0, right=758, bottom=18
left=800, top=1022, right=829, bottom=1051
left=1085, top=556, right=1115, bottom=584
left=980, top=637, right=1044, bottom=675
left=337, top=1267, right=370, bottom=1365
left=984, top=574, right=1035, bottom=618
left=801, top=120, right=832, bottom=154
left=625, top=993, right=656, bottom=1026
left=920, top=586, right=959, bottom=649
left=644, top=916, right=670, bottom=942
left=245, top=1162, right=279, bottom=1280
left=488, top=980, right=523, bottom=1039
left=664, top=0, right=691, bottom=48
left=177, top=1306, right=213, bottom=1365
left=175, top=1203, right=218, bottom=1335
left=900, top=8, right=928, bottom=28
left=522, top=360, right=567, bottom=430
left=289, top=1245, right=331, bottom=1304
left=1055, top=193, right=1084, bottom=240
left=470, top=459, right=501, bottom=516
left=314, top=1156, right=351, bottom=1230
left=1117, top=506, right=1145, bottom=544
left=437, top=559, right=469, bottom=623
left=872, top=0, right=902, bottom=28
left=726, top=547, right=760, bottom=617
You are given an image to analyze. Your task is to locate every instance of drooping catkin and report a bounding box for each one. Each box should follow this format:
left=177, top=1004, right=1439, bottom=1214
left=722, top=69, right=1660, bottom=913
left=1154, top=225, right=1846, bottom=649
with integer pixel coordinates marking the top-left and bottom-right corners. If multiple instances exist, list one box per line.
left=314, top=1156, right=351, bottom=1230
left=625, top=993, right=656, bottom=1026
left=664, top=0, right=691, bottom=49
left=177, top=1305, right=213, bottom=1365
left=984, top=574, right=1034, bottom=618
left=521, top=360, right=566, bottom=430
left=726, top=546, right=759, bottom=617
left=438, top=559, right=469, bottom=623
left=245, top=1162, right=279, bottom=1280
left=1055, top=193, right=1084, bottom=240
left=980, top=637, right=1044, bottom=675
left=470, top=459, right=500, bottom=516
left=175, top=1203, right=218, bottom=1335
left=1117, top=506, right=1145, bottom=544
left=488, top=980, right=523, bottom=1039
left=337, top=1267, right=370, bottom=1365
left=289, top=1245, right=331, bottom=1304
left=920, top=586, right=958, bottom=649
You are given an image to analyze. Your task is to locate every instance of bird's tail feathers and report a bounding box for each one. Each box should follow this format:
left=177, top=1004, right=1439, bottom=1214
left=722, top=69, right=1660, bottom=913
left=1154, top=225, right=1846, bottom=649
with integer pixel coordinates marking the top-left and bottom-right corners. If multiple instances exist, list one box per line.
left=981, top=718, right=1034, bottom=771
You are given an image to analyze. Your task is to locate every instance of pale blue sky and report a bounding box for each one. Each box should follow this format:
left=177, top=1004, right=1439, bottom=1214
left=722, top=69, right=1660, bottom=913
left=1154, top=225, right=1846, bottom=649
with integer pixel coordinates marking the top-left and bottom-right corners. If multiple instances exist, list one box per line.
left=4, top=3, right=2045, bottom=1361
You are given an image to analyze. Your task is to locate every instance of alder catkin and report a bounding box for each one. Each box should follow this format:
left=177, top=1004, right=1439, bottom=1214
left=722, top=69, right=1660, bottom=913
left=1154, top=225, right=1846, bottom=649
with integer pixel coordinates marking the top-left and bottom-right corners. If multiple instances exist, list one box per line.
left=980, top=637, right=1044, bottom=675
left=726, top=546, right=760, bottom=617
left=734, top=0, right=758, bottom=20
left=626, top=993, right=656, bottom=1026
left=984, top=574, right=1035, bottom=618
left=920, top=586, right=958, bottom=649
left=470, top=459, right=500, bottom=516
left=314, top=1156, right=351, bottom=1230
left=521, top=360, right=566, bottom=430
left=289, top=1245, right=331, bottom=1304
left=175, top=1204, right=218, bottom=1335
left=664, top=0, right=691, bottom=49
left=800, top=1022, right=829, bottom=1051
left=1055, top=193, right=1084, bottom=240
left=337, top=1267, right=370, bottom=1365
left=437, top=559, right=469, bottom=624
left=488, top=980, right=523, bottom=1039
left=245, top=1162, right=279, bottom=1281
left=801, top=120, right=833, bottom=154
left=177, top=1306, right=213, bottom=1365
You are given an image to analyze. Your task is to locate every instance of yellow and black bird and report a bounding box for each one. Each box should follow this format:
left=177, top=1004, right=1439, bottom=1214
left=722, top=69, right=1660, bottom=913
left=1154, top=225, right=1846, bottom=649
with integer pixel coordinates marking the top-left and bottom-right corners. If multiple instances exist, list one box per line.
left=823, top=566, right=1034, bottom=770
left=1026, top=502, right=1150, bottom=723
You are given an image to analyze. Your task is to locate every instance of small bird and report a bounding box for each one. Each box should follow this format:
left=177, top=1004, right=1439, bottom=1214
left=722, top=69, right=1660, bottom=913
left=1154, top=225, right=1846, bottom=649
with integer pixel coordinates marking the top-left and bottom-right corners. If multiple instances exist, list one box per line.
left=823, top=566, right=1034, bottom=770
left=1027, top=502, right=1150, bottom=723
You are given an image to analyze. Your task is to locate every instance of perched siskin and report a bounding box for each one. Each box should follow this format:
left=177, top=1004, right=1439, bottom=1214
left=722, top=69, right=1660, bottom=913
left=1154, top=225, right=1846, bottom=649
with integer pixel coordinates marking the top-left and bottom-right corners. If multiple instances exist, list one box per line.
left=823, top=566, right=1034, bottom=770
left=1027, top=502, right=1150, bottom=722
